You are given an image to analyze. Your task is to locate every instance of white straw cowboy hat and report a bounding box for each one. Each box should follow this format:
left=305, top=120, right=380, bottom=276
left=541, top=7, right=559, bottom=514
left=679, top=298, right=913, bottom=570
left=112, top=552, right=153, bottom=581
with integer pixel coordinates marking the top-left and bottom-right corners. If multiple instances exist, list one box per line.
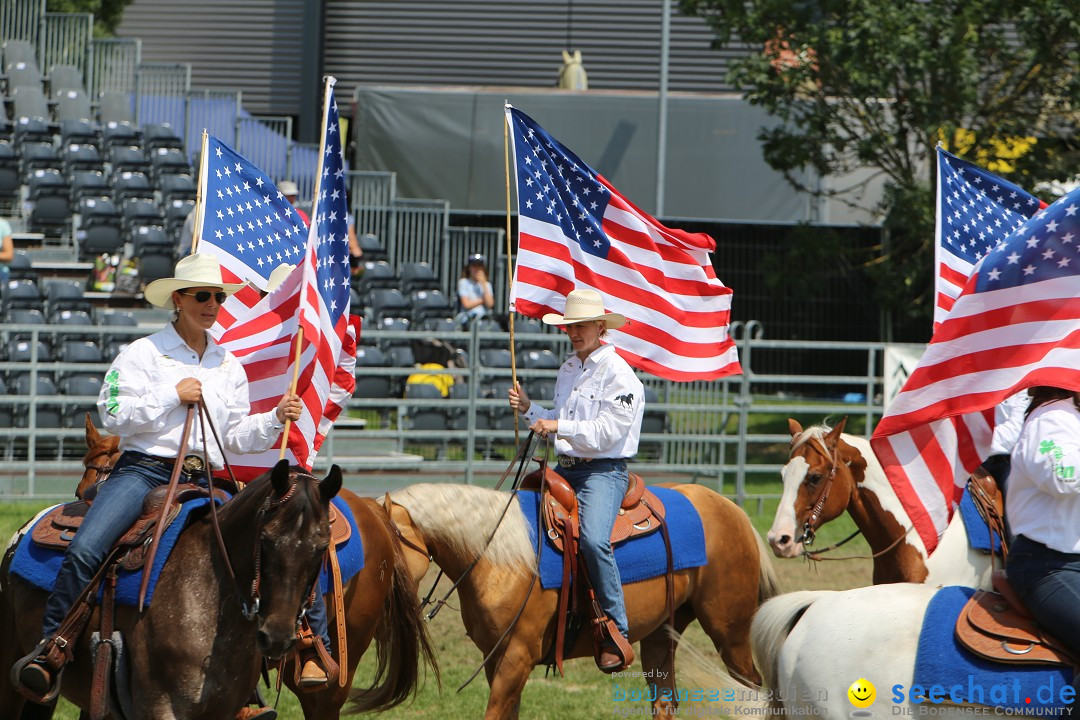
left=278, top=180, right=299, bottom=197
left=265, top=263, right=296, bottom=293
left=541, top=288, right=628, bottom=330
left=143, top=253, right=246, bottom=310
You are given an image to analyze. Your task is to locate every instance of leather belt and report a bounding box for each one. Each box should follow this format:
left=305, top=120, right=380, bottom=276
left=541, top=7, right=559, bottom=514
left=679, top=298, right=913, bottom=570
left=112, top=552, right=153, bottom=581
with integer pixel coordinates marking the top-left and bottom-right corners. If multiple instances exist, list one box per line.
left=556, top=455, right=593, bottom=469
left=138, top=452, right=207, bottom=475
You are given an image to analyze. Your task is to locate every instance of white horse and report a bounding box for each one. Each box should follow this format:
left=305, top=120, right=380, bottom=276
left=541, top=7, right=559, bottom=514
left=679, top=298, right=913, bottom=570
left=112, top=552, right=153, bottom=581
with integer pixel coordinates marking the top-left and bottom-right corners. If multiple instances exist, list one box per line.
left=768, top=418, right=992, bottom=588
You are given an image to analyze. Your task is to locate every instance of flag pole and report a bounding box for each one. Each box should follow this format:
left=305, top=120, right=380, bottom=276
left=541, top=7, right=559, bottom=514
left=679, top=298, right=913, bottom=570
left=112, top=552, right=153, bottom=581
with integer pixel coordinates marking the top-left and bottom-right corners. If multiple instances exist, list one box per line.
left=190, top=130, right=209, bottom=255
left=504, top=101, right=520, bottom=444
left=279, top=76, right=334, bottom=460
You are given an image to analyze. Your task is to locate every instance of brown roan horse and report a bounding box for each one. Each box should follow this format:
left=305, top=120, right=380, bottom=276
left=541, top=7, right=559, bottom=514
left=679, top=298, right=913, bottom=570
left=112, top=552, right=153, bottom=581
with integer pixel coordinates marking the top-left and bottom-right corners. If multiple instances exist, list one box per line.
left=2, top=417, right=437, bottom=720
left=386, top=481, right=780, bottom=719
left=2, top=459, right=338, bottom=719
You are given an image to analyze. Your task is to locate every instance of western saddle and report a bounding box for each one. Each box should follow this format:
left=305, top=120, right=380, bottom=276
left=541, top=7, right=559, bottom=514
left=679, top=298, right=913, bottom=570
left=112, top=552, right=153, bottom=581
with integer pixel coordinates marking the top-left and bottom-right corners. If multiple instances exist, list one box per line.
left=520, top=465, right=673, bottom=674
left=953, top=473, right=1078, bottom=671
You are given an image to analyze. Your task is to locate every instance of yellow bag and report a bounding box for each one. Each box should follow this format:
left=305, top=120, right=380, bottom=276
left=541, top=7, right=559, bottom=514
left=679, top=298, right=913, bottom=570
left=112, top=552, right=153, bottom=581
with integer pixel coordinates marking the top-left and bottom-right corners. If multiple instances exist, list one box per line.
left=405, top=363, right=454, bottom=397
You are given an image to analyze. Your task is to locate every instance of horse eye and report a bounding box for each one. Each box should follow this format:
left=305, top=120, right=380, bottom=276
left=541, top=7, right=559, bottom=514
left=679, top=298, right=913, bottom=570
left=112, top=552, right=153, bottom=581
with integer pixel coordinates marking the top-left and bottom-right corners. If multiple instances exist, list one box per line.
left=806, top=474, right=821, bottom=485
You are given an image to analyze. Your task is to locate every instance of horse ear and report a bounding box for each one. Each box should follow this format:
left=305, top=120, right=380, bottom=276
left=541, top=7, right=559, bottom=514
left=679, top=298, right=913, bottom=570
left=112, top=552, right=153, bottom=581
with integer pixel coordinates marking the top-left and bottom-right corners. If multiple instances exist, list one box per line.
left=825, top=416, right=848, bottom=446
left=271, top=459, right=291, bottom=496
left=382, top=492, right=393, bottom=514
left=320, top=465, right=343, bottom=503
left=85, top=412, right=102, bottom=449
left=788, top=418, right=803, bottom=437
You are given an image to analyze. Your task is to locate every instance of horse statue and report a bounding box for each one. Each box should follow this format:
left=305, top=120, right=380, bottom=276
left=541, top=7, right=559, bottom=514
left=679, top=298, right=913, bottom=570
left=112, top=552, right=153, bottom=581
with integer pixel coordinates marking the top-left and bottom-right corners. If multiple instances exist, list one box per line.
left=768, top=418, right=992, bottom=587
left=61, top=415, right=438, bottom=720
left=385, top=480, right=779, bottom=719
left=557, top=49, right=588, bottom=90
left=1, top=460, right=340, bottom=718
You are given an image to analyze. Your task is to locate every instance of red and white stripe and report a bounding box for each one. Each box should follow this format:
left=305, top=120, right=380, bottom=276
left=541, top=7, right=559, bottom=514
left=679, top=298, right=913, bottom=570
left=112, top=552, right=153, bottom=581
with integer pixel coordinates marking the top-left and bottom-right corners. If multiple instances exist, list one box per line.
left=511, top=179, right=740, bottom=382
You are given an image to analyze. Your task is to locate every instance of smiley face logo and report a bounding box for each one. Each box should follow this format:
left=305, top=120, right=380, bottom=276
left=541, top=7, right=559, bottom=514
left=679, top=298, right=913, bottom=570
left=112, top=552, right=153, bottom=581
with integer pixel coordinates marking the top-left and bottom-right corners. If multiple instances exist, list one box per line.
left=848, top=678, right=876, bottom=708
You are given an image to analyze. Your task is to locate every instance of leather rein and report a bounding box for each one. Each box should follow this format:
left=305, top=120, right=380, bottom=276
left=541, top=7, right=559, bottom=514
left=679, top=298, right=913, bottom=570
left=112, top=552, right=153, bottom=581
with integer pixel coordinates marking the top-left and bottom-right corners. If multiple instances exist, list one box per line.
left=790, top=431, right=915, bottom=561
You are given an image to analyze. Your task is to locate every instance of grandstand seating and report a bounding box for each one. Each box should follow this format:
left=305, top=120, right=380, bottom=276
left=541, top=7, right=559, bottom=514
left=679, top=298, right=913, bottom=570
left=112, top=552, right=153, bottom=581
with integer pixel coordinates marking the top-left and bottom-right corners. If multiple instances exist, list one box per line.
left=48, top=64, right=84, bottom=96
left=399, top=262, right=441, bottom=295
left=358, top=233, right=387, bottom=262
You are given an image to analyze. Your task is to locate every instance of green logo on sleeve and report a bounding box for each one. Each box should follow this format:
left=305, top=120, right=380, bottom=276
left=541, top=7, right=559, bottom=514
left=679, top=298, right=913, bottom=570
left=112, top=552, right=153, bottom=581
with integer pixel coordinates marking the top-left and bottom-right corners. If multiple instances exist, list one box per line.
left=1038, top=439, right=1075, bottom=481
left=105, top=369, right=120, bottom=415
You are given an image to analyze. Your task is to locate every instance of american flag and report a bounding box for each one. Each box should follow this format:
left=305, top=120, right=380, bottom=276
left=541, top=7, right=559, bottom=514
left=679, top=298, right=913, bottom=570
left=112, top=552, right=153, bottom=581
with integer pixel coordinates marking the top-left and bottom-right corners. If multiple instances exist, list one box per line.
left=934, top=147, right=1044, bottom=329
left=194, top=135, right=309, bottom=334
left=872, top=185, right=1080, bottom=553
left=505, top=106, right=740, bottom=381
left=214, top=78, right=355, bottom=476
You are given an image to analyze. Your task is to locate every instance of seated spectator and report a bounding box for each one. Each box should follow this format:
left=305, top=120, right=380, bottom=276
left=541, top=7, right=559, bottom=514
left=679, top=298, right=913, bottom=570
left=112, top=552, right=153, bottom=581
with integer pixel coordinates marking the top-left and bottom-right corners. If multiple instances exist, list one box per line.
left=455, top=253, right=494, bottom=326
left=347, top=214, right=363, bottom=276
left=0, top=216, right=14, bottom=284
left=279, top=180, right=310, bottom=225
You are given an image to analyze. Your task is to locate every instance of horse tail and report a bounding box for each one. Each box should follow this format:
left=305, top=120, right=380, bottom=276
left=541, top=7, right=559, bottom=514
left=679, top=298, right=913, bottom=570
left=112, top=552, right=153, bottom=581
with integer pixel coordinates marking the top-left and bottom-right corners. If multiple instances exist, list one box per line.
left=753, top=529, right=782, bottom=603
left=751, top=590, right=832, bottom=705
left=348, top=508, right=440, bottom=713
left=675, top=630, right=764, bottom=719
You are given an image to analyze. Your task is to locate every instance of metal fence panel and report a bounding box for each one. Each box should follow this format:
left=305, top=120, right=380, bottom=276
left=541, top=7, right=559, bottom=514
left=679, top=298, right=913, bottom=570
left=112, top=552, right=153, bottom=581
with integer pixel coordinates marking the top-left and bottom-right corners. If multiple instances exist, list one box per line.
left=186, top=89, right=241, bottom=161
left=348, top=171, right=396, bottom=244
left=389, top=198, right=448, bottom=269
left=89, top=37, right=140, bottom=96
left=40, top=12, right=91, bottom=79
left=445, top=226, right=506, bottom=309
left=236, top=114, right=292, bottom=184
left=1, top=0, right=43, bottom=48
left=135, top=62, right=191, bottom=130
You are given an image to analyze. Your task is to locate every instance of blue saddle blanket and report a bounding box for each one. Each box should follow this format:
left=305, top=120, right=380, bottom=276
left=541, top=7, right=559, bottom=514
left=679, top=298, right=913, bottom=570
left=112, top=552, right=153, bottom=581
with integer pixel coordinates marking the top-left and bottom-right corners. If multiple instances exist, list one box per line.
left=959, top=486, right=1003, bottom=555
left=516, top=486, right=707, bottom=589
left=11, top=495, right=363, bottom=607
left=914, top=586, right=1072, bottom=712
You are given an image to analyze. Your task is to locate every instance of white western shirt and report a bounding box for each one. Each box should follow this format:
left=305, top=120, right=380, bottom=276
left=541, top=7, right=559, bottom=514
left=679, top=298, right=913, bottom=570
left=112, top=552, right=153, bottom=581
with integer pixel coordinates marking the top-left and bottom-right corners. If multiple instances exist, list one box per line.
left=98, top=323, right=284, bottom=469
left=520, top=343, right=645, bottom=459
left=1007, top=398, right=1080, bottom=553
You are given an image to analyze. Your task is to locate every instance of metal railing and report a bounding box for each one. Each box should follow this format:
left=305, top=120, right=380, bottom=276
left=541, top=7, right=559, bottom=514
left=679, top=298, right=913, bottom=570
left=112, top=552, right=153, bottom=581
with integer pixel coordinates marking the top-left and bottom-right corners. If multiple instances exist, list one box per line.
left=236, top=115, right=293, bottom=183
left=88, top=37, right=140, bottom=96
left=0, top=320, right=918, bottom=503
left=0, top=0, right=43, bottom=48
left=40, top=12, right=91, bottom=80
left=134, top=62, right=192, bottom=129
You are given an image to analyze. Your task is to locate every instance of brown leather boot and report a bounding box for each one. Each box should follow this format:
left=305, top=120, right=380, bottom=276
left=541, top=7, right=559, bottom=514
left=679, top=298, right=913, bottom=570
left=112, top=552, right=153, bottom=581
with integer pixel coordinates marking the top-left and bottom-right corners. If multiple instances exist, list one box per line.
left=10, top=640, right=65, bottom=704
left=299, top=654, right=329, bottom=688
left=235, top=707, right=277, bottom=720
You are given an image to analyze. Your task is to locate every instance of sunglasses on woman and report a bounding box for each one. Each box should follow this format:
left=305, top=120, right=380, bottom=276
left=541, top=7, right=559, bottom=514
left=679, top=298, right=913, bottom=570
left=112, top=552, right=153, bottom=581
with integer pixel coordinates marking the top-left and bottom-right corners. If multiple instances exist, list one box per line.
left=180, top=290, right=228, bottom=304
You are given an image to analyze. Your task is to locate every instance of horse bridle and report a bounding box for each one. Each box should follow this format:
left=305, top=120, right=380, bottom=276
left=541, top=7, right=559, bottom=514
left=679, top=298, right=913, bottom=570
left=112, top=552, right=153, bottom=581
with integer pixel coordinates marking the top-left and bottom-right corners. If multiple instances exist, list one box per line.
left=791, top=433, right=841, bottom=547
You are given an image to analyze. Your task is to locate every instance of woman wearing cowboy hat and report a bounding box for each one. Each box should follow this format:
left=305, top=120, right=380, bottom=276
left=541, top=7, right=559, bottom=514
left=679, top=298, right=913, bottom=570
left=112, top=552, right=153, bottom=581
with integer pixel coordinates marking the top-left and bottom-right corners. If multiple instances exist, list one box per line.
left=14, top=253, right=303, bottom=713
left=507, top=288, right=645, bottom=673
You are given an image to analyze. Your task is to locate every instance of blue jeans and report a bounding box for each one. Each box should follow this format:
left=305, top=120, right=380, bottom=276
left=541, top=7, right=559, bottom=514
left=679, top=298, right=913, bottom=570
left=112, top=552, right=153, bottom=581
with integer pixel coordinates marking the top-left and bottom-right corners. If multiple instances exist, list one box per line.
left=43, top=452, right=330, bottom=652
left=1005, top=535, right=1080, bottom=656
left=556, top=459, right=629, bottom=639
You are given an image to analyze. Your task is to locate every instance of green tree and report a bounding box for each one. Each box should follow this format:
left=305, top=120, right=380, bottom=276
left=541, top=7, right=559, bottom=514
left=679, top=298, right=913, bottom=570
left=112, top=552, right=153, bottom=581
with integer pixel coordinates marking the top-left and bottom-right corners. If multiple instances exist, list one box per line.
left=48, top=0, right=135, bottom=36
left=680, top=0, right=1080, bottom=334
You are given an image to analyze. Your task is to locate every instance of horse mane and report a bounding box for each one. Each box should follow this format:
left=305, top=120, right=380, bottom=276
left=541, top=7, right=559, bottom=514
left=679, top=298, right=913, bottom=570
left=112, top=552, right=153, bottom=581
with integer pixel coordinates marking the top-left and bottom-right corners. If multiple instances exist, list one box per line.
left=391, top=484, right=537, bottom=573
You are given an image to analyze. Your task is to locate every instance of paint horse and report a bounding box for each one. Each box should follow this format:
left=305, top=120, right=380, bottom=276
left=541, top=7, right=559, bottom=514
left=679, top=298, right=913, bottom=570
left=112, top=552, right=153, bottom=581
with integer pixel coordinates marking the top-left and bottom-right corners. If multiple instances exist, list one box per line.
left=1, top=461, right=339, bottom=719
left=768, top=418, right=993, bottom=587
left=23, top=416, right=438, bottom=720
left=386, top=481, right=780, bottom=719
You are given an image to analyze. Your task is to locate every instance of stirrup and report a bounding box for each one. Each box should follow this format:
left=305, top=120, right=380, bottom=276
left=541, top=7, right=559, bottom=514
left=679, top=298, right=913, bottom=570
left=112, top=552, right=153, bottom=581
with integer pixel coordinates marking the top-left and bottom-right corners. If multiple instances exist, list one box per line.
left=11, top=643, right=64, bottom=704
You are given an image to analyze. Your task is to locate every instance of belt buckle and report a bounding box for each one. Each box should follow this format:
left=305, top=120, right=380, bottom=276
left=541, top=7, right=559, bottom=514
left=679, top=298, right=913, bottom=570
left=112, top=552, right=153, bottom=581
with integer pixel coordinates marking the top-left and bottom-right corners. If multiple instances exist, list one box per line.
left=557, top=456, right=574, bottom=469
left=182, top=455, right=205, bottom=473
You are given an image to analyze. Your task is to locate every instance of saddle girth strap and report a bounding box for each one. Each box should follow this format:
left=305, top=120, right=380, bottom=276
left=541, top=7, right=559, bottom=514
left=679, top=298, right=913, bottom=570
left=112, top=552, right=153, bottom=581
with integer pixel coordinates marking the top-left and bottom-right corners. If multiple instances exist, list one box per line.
left=89, top=563, right=118, bottom=720
left=328, top=544, right=348, bottom=687
left=554, top=514, right=578, bottom=676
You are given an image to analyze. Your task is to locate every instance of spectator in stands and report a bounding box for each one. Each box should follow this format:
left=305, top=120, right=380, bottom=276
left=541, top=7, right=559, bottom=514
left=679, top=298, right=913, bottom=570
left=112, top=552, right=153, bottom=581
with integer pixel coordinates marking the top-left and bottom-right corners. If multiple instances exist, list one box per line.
left=178, top=207, right=196, bottom=258
left=11, top=253, right=309, bottom=709
left=506, top=288, right=644, bottom=673
left=0, top=215, right=14, bottom=283
left=347, top=213, right=363, bottom=276
left=279, top=180, right=310, bottom=225
left=455, top=253, right=494, bottom=326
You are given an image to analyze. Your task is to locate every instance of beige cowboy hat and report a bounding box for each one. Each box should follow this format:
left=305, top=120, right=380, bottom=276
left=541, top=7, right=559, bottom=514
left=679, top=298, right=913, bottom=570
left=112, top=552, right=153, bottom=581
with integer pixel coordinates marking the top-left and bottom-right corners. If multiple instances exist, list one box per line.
left=266, top=263, right=296, bottom=293
left=541, top=288, right=627, bottom=330
left=278, top=180, right=299, bottom=197
left=143, top=253, right=246, bottom=310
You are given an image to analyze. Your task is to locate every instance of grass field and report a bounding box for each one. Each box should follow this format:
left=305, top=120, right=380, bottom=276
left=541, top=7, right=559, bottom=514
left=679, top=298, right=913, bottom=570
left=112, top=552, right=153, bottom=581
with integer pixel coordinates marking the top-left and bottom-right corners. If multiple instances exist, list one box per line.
left=0, top=489, right=872, bottom=719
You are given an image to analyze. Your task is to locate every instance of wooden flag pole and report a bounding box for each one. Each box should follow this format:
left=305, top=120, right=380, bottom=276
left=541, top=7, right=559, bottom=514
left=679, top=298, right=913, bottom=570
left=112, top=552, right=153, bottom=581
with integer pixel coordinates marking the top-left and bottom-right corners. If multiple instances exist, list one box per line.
left=278, top=327, right=304, bottom=460
left=189, top=130, right=209, bottom=255
left=504, top=102, right=520, bottom=444
left=277, top=75, right=334, bottom=460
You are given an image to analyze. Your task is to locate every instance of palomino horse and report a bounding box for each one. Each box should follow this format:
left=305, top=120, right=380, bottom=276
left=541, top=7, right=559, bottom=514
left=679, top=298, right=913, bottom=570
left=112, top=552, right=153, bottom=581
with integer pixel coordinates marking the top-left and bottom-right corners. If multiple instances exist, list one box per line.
left=767, top=418, right=992, bottom=587
left=386, top=482, right=780, bottom=719
left=68, top=416, right=438, bottom=720
left=1, top=460, right=338, bottom=719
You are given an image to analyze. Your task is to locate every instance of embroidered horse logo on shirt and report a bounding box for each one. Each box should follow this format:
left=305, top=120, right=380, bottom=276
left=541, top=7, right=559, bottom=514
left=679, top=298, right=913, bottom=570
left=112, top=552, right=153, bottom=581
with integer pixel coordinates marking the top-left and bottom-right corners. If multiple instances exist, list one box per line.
left=615, top=393, right=634, bottom=409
